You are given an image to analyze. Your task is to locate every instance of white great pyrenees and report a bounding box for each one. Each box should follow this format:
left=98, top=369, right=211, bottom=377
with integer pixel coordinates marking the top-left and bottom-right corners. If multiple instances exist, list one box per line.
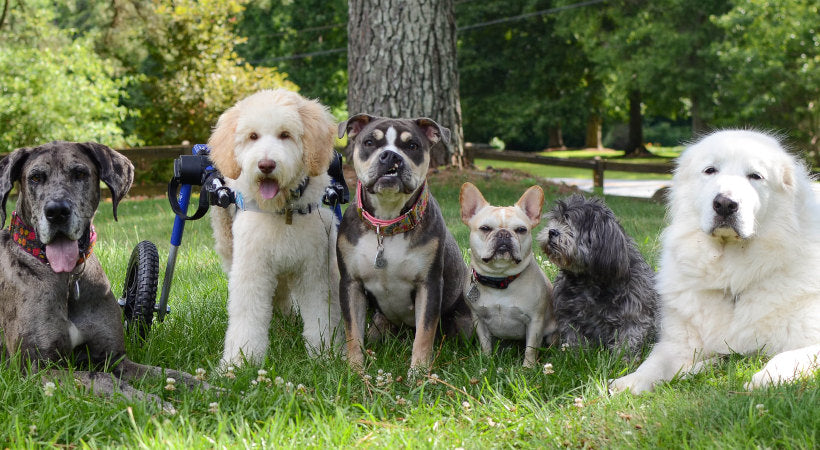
left=610, top=130, right=820, bottom=394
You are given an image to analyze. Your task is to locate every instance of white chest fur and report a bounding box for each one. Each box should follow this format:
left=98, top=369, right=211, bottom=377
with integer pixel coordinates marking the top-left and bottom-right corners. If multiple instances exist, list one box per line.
left=348, top=231, right=437, bottom=327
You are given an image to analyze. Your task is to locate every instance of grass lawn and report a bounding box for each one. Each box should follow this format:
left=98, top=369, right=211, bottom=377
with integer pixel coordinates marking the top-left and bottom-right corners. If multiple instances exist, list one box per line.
left=1, top=169, right=817, bottom=448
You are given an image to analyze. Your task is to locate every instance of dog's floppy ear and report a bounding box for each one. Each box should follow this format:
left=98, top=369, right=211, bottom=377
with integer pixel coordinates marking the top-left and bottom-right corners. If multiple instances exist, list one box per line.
left=414, top=118, right=451, bottom=145
left=299, top=97, right=336, bottom=177
left=586, top=211, right=631, bottom=280
left=208, top=105, right=242, bottom=179
left=460, top=182, right=489, bottom=224
left=338, top=113, right=375, bottom=139
left=0, top=147, right=33, bottom=227
left=77, top=142, right=134, bottom=222
left=515, top=185, right=544, bottom=227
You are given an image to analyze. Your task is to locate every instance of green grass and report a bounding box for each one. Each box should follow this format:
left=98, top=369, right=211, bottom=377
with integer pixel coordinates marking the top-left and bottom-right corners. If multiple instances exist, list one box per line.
left=1, top=171, right=817, bottom=448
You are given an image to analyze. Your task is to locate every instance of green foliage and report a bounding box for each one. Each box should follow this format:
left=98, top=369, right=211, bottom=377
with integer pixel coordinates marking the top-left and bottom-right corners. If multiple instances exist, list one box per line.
left=131, top=0, right=297, bottom=145
left=236, top=0, right=349, bottom=115
left=712, top=0, right=820, bottom=161
left=0, top=0, right=130, bottom=153
left=457, top=0, right=592, bottom=150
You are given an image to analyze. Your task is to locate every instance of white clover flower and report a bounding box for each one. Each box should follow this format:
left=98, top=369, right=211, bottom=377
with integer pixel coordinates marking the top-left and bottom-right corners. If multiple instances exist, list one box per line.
left=164, top=378, right=176, bottom=391
left=396, top=395, right=407, bottom=406
left=542, top=363, right=554, bottom=375
left=28, top=425, right=37, bottom=434
left=296, top=384, right=306, bottom=393
left=479, top=368, right=488, bottom=375
left=224, top=366, right=236, bottom=379
left=285, top=381, right=294, bottom=390
left=43, top=381, right=56, bottom=397
left=461, top=401, right=471, bottom=410
left=274, top=376, right=284, bottom=386
left=756, top=404, right=767, bottom=415
left=561, top=342, right=570, bottom=352
left=257, top=369, right=268, bottom=377
left=209, top=402, right=219, bottom=413
left=573, top=397, right=584, bottom=408
left=195, top=368, right=207, bottom=381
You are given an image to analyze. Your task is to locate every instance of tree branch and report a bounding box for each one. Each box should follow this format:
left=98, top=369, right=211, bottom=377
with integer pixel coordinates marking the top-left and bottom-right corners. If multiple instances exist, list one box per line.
left=0, top=0, right=10, bottom=32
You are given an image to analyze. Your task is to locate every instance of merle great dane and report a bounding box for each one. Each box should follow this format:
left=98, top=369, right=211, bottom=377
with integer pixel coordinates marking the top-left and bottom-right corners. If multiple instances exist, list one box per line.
left=0, top=141, right=206, bottom=408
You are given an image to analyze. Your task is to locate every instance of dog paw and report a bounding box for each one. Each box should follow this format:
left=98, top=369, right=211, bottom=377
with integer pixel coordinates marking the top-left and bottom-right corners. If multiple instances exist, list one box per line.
left=745, top=348, right=820, bottom=390
left=608, top=373, right=655, bottom=395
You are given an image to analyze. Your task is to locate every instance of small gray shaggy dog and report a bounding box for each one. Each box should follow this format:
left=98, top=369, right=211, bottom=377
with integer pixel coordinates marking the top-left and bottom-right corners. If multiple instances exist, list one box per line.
left=537, top=195, right=658, bottom=354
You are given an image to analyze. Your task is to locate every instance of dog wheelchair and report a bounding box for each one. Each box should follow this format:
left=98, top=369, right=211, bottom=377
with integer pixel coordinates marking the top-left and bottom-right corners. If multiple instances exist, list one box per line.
left=118, top=144, right=349, bottom=340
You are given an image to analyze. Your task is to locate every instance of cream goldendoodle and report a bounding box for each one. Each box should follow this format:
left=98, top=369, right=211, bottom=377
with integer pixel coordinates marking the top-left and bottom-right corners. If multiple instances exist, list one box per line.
left=208, top=89, right=342, bottom=366
left=611, top=130, right=820, bottom=394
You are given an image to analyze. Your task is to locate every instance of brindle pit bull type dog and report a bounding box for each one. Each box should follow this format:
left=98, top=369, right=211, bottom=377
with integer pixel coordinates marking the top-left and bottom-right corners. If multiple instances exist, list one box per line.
left=336, top=115, right=472, bottom=376
left=0, top=141, right=206, bottom=409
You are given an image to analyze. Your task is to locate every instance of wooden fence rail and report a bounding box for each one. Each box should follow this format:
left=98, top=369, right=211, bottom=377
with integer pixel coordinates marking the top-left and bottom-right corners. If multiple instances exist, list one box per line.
left=466, top=146, right=674, bottom=189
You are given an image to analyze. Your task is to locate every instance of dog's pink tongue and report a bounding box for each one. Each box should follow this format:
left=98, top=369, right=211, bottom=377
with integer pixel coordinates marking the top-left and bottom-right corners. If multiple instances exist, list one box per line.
left=45, top=237, right=79, bottom=273
left=259, top=179, right=280, bottom=199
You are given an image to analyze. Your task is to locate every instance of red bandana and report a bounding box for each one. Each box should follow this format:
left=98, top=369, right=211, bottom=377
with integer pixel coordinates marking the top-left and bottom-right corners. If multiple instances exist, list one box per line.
left=9, top=211, right=96, bottom=267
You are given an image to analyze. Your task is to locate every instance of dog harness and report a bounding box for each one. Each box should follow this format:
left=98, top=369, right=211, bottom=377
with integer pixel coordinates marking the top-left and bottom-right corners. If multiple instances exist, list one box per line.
left=356, top=180, right=430, bottom=269
left=8, top=211, right=96, bottom=267
left=234, top=177, right=319, bottom=224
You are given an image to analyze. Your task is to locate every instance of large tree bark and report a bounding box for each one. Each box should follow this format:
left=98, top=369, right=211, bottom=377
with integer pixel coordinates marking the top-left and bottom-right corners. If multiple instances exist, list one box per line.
left=585, top=114, right=603, bottom=150
left=547, top=125, right=565, bottom=150
left=625, top=88, right=647, bottom=156
left=347, top=0, right=464, bottom=168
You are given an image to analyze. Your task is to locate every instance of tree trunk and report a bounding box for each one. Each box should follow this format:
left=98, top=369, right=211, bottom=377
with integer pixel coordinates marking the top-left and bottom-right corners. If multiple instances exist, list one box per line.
left=548, top=125, right=565, bottom=150
left=625, top=88, right=647, bottom=156
left=691, top=95, right=707, bottom=136
left=347, top=0, right=464, bottom=168
left=585, top=114, right=603, bottom=150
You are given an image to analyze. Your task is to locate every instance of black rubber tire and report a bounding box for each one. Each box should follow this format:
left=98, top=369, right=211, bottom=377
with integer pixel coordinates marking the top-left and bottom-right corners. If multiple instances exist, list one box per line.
left=122, top=240, right=159, bottom=340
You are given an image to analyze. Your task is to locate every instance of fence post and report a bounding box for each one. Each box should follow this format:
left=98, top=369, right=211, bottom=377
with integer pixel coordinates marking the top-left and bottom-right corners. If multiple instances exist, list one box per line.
left=593, top=156, right=604, bottom=189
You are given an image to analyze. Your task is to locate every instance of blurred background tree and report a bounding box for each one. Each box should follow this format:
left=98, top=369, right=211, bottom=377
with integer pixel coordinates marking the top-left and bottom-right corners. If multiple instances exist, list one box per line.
left=1, top=0, right=817, bottom=164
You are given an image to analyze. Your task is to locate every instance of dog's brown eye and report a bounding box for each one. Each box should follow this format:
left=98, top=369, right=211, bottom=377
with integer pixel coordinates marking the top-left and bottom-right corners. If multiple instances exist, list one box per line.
left=703, top=167, right=718, bottom=175
left=71, top=169, right=89, bottom=181
left=29, top=174, right=42, bottom=183
left=408, top=142, right=419, bottom=150
left=479, top=225, right=492, bottom=232
left=747, top=172, right=763, bottom=180
left=279, top=131, right=291, bottom=139
left=249, top=132, right=259, bottom=141
left=515, top=227, right=527, bottom=234
left=364, top=139, right=374, bottom=146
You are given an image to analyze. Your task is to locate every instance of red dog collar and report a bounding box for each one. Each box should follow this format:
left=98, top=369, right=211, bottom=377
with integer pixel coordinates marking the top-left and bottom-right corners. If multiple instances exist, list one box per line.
left=9, top=211, right=96, bottom=267
left=356, top=181, right=429, bottom=236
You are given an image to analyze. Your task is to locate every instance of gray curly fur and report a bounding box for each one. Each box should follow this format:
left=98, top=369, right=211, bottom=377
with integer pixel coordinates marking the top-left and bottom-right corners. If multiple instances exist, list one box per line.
left=537, top=195, right=658, bottom=354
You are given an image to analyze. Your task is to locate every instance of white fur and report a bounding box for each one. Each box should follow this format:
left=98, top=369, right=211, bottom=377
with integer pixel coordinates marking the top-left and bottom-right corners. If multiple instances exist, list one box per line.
left=211, top=91, right=342, bottom=366
left=611, top=130, right=820, bottom=394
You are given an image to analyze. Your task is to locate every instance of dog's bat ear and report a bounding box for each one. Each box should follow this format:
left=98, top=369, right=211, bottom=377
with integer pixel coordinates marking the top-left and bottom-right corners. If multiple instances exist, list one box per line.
left=515, top=185, right=544, bottom=227
left=298, top=97, right=337, bottom=177
left=208, top=105, right=242, bottom=179
left=77, top=142, right=134, bottom=222
left=586, top=212, right=631, bottom=280
left=459, top=182, right=488, bottom=224
left=414, top=118, right=450, bottom=145
left=0, top=147, right=33, bottom=227
left=338, top=114, right=375, bottom=139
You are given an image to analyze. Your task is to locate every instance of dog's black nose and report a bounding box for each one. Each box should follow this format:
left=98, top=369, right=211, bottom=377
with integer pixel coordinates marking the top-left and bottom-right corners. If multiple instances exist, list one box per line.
left=548, top=229, right=560, bottom=239
left=496, top=229, right=512, bottom=240
left=713, top=194, right=738, bottom=217
left=44, top=200, right=71, bottom=224
left=379, top=151, right=403, bottom=167
left=258, top=159, right=276, bottom=174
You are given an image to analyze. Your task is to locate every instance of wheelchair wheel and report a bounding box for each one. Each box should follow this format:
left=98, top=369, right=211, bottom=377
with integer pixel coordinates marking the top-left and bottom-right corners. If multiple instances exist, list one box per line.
left=122, top=240, right=159, bottom=340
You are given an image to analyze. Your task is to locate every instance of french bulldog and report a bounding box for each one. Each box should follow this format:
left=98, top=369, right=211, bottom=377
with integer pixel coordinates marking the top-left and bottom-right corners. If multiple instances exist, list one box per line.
left=336, top=114, right=472, bottom=375
left=460, top=182, right=557, bottom=368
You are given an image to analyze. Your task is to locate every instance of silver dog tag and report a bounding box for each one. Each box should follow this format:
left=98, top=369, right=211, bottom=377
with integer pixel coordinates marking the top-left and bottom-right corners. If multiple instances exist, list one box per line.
left=374, top=229, right=387, bottom=269
left=72, top=279, right=80, bottom=302
left=374, top=248, right=387, bottom=269
left=466, top=282, right=480, bottom=303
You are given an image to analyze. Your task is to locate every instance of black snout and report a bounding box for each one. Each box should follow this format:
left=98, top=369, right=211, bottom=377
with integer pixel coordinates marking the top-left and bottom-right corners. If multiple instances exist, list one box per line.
left=548, top=229, right=560, bottom=239
left=45, top=200, right=71, bottom=224
left=496, top=229, right=512, bottom=240
left=712, top=194, right=738, bottom=217
left=379, top=151, right=403, bottom=167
